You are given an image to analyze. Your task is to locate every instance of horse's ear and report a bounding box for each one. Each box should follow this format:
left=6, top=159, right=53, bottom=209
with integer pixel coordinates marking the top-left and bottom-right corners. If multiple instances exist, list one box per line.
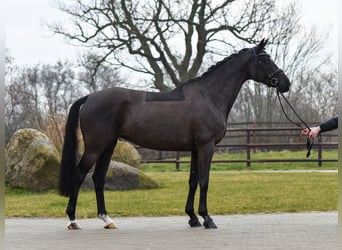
left=255, top=39, right=268, bottom=53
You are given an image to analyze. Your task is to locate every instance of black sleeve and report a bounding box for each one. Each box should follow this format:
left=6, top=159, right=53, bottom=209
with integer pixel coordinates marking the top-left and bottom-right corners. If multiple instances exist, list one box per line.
left=319, top=117, right=338, bottom=133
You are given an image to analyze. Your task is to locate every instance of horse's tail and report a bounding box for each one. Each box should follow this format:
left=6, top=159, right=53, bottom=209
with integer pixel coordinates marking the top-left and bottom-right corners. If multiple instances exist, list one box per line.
left=58, top=95, right=89, bottom=197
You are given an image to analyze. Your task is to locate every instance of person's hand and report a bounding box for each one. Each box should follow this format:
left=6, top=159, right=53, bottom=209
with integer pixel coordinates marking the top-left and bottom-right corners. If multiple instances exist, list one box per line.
left=301, top=128, right=310, bottom=136
left=309, top=126, right=320, bottom=138
left=301, top=126, right=320, bottom=138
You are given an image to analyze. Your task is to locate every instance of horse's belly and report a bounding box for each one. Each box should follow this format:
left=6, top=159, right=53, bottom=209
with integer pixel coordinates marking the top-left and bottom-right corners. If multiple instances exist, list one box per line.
left=120, top=123, right=193, bottom=151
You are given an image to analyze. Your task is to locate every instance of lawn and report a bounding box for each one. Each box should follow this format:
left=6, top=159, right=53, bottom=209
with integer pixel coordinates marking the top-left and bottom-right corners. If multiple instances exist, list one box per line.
left=5, top=171, right=337, bottom=218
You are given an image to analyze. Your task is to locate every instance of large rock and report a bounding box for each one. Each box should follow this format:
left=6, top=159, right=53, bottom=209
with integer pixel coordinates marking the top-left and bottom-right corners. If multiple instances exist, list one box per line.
left=5, top=129, right=60, bottom=191
left=112, top=141, right=141, bottom=169
left=82, top=161, right=158, bottom=191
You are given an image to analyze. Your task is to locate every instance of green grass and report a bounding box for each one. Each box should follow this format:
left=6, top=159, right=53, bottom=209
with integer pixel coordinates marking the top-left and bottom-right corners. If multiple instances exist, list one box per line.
left=5, top=171, right=337, bottom=218
left=5, top=150, right=338, bottom=218
left=141, top=150, right=338, bottom=172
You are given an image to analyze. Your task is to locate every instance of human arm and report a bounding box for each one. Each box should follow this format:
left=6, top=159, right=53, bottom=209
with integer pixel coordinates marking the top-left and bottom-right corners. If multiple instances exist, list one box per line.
left=301, top=117, right=338, bottom=138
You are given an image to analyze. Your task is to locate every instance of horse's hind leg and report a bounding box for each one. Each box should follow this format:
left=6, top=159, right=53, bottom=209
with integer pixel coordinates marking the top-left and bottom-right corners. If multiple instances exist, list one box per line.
left=93, top=141, right=117, bottom=229
left=185, top=150, right=202, bottom=227
left=66, top=151, right=99, bottom=229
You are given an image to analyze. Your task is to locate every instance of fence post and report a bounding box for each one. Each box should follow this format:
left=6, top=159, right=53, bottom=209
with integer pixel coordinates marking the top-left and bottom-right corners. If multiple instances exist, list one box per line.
left=176, top=151, right=180, bottom=170
left=158, top=150, right=163, bottom=160
left=247, top=129, right=251, bottom=167
left=318, top=136, right=322, bottom=167
left=252, top=121, right=257, bottom=153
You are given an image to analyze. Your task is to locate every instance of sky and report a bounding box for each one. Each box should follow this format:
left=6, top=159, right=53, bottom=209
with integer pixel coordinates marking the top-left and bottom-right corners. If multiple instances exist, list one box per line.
left=4, top=0, right=339, bottom=67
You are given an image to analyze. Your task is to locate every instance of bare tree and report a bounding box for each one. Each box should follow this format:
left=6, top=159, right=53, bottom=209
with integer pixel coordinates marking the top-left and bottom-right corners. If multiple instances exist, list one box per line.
left=5, top=59, right=79, bottom=142
left=50, top=0, right=295, bottom=91
left=289, top=65, right=337, bottom=122
left=5, top=64, right=43, bottom=142
left=77, top=52, right=125, bottom=92
left=40, top=60, right=77, bottom=114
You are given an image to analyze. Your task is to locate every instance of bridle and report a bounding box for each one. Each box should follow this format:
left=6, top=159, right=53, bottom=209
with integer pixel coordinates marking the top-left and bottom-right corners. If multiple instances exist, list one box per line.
left=252, top=48, right=283, bottom=88
left=252, top=48, right=313, bottom=157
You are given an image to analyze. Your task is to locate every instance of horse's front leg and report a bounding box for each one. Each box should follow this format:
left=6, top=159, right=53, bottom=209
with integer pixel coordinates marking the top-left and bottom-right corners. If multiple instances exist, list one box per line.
left=185, top=150, right=202, bottom=227
left=93, top=144, right=117, bottom=229
left=197, top=141, right=217, bottom=229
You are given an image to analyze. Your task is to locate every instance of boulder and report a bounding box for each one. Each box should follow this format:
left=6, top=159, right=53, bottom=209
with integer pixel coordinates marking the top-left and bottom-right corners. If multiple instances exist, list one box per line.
left=112, top=141, right=141, bottom=169
left=5, top=129, right=60, bottom=191
left=82, top=161, right=158, bottom=191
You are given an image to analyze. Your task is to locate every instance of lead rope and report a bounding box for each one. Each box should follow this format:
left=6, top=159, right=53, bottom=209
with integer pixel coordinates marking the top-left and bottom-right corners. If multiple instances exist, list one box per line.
left=276, top=89, right=311, bottom=132
left=276, top=90, right=313, bottom=158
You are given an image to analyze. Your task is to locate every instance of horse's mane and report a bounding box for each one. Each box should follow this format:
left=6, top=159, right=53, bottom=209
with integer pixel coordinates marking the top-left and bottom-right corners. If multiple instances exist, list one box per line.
left=184, top=48, right=250, bottom=85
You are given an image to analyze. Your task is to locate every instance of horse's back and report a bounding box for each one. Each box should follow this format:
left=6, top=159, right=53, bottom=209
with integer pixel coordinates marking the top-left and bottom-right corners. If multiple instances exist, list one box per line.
left=90, top=87, right=145, bottom=103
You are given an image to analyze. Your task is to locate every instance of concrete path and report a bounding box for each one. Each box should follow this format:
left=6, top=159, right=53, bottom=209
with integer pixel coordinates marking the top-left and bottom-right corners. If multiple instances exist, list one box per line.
left=5, top=212, right=338, bottom=250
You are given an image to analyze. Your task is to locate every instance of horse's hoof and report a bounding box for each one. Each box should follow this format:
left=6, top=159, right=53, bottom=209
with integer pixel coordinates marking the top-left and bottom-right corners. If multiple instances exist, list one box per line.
left=203, top=218, right=217, bottom=229
left=67, top=222, right=82, bottom=230
left=98, top=214, right=118, bottom=229
left=104, top=222, right=118, bottom=229
left=189, top=218, right=202, bottom=227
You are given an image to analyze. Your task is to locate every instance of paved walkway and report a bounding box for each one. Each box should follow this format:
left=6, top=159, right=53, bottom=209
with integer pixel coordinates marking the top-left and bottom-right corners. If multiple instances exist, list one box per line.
left=6, top=212, right=339, bottom=250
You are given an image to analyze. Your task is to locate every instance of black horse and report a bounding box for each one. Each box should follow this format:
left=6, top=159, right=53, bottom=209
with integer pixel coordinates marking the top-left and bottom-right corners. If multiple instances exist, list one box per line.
left=59, top=39, right=290, bottom=229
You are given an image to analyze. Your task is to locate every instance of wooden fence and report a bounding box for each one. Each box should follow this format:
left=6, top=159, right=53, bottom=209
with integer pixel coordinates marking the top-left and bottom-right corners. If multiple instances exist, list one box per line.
left=137, top=123, right=338, bottom=169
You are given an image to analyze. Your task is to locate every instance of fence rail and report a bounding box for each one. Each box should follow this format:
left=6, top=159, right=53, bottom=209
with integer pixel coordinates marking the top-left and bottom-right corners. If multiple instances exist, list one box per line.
left=137, top=124, right=338, bottom=169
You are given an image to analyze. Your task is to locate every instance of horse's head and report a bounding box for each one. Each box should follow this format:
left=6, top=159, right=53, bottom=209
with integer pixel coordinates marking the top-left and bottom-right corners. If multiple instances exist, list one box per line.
left=248, top=39, right=290, bottom=93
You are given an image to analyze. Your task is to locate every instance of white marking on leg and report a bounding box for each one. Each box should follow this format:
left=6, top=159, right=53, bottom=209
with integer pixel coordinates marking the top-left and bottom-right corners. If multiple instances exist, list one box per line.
left=67, top=219, right=82, bottom=229
left=98, top=214, right=118, bottom=229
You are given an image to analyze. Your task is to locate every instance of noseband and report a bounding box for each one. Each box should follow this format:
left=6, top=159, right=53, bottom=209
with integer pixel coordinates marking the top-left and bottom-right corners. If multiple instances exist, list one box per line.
left=252, top=48, right=283, bottom=88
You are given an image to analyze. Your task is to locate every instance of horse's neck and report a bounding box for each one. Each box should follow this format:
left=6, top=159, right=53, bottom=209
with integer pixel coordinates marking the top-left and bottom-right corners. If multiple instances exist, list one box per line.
left=204, top=60, right=248, bottom=120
